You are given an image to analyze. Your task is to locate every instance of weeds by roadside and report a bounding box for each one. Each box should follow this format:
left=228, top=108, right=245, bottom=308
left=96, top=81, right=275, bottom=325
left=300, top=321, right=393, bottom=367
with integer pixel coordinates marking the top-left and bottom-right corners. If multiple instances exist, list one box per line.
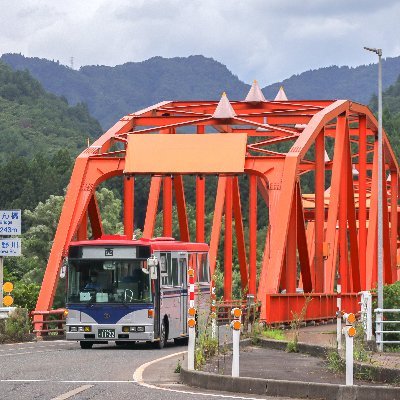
left=0, top=308, right=32, bottom=343
left=286, top=295, right=312, bottom=353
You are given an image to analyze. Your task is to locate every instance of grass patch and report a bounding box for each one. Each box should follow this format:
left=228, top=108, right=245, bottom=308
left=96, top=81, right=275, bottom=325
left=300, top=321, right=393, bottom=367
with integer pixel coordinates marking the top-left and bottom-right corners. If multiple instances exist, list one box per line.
left=261, top=328, right=285, bottom=341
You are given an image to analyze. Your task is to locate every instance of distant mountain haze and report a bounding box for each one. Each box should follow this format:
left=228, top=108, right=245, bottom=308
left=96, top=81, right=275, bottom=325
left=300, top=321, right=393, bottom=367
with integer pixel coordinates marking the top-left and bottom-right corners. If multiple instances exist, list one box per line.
left=2, top=53, right=400, bottom=129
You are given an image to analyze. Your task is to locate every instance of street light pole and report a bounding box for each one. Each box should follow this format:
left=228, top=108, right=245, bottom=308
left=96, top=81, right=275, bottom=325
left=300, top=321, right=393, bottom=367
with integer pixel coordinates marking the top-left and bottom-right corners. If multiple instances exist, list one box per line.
left=364, top=46, right=383, bottom=351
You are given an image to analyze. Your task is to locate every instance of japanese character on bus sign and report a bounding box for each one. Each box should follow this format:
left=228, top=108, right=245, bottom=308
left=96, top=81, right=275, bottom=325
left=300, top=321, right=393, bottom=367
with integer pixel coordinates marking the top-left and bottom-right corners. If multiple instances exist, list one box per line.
left=0, top=238, right=21, bottom=256
left=0, top=210, right=21, bottom=236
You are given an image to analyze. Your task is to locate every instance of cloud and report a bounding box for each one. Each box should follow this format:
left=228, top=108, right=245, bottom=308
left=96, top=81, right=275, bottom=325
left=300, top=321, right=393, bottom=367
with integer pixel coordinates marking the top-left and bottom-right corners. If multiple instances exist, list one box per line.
left=0, top=0, right=399, bottom=85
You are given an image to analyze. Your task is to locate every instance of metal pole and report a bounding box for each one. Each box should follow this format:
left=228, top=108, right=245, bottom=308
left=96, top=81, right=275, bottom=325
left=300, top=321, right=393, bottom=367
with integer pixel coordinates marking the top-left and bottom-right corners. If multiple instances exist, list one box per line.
left=188, top=325, right=195, bottom=371
left=345, top=332, right=354, bottom=386
left=337, top=283, right=342, bottom=350
left=364, top=46, right=383, bottom=352
left=232, top=327, right=240, bottom=377
left=0, top=257, right=3, bottom=307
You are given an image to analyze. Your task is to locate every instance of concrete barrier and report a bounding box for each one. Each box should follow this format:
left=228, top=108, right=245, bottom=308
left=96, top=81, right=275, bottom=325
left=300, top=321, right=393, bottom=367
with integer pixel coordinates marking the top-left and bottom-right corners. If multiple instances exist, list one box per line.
left=181, top=366, right=400, bottom=400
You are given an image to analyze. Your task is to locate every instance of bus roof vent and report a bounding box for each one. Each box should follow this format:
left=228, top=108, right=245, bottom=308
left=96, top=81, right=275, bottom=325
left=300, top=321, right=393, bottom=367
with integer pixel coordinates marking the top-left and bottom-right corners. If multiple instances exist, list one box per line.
left=152, top=237, right=175, bottom=242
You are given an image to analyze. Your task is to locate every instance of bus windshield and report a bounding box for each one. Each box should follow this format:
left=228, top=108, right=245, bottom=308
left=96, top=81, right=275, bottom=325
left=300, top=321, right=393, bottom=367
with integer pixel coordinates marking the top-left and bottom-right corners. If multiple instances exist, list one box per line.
left=67, top=259, right=152, bottom=304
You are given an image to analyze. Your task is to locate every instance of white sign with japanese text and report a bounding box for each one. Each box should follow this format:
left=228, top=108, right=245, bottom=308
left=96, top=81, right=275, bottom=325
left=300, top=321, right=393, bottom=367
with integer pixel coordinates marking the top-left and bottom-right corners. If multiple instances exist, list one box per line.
left=0, top=238, right=21, bottom=256
left=0, top=210, right=21, bottom=236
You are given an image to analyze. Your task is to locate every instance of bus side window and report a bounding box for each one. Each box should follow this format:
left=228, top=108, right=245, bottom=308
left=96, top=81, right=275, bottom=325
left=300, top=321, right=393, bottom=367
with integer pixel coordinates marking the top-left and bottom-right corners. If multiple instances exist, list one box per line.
left=171, top=257, right=179, bottom=286
left=197, top=253, right=210, bottom=283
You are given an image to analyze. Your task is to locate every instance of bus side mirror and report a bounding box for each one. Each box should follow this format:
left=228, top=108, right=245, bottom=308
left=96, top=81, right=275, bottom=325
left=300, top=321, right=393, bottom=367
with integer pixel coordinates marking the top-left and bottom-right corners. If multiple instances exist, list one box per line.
left=147, top=256, right=158, bottom=280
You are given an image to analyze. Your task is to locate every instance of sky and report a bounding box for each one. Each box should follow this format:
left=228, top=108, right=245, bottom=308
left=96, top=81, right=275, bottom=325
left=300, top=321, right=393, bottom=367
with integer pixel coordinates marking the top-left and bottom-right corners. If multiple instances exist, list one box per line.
left=1, top=0, right=399, bottom=86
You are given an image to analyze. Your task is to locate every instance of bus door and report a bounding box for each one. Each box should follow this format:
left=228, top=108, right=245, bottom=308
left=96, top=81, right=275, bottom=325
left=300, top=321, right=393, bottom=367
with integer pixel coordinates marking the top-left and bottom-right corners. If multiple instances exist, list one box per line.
left=179, top=255, right=188, bottom=335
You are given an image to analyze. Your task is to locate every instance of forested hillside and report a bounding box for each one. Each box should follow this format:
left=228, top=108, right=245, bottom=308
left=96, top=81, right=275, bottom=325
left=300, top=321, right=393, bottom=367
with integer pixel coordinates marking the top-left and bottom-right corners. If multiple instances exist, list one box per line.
left=1, top=54, right=249, bottom=129
left=0, top=62, right=103, bottom=213
left=3, top=53, right=400, bottom=129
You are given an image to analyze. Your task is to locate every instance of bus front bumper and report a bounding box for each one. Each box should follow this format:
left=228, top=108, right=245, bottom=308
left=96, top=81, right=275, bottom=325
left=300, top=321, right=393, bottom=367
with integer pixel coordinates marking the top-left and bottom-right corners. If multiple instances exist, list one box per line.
left=66, top=324, right=154, bottom=342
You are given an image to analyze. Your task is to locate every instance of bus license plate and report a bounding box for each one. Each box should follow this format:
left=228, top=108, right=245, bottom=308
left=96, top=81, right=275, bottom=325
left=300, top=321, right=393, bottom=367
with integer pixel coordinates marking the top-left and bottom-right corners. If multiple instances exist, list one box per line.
left=98, top=329, right=115, bottom=338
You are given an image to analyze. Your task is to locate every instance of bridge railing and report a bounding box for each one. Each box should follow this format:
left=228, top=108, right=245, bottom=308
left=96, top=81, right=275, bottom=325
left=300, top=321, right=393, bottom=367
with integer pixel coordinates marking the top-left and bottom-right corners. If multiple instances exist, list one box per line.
left=375, top=308, right=400, bottom=351
left=31, top=309, right=66, bottom=338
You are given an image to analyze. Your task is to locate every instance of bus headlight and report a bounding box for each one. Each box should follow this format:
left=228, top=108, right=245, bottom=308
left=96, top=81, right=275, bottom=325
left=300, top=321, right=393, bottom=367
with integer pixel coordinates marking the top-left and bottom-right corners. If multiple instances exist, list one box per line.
left=136, top=326, right=145, bottom=332
left=84, top=326, right=91, bottom=332
left=69, top=326, right=78, bottom=332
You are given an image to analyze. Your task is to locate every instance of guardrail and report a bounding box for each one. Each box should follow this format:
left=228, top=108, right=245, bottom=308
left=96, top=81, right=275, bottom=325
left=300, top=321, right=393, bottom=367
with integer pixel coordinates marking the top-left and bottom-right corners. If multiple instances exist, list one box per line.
left=31, top=309, right=66, bottom=338
left=216, top=300, right=260, bottom=326
left=375, top=308, right=400, bottom=351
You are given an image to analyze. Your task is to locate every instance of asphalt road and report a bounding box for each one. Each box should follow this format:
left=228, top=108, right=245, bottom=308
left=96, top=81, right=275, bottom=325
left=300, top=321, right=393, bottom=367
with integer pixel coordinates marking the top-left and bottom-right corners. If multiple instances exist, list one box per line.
left=0, top=339, right=296, bottom=400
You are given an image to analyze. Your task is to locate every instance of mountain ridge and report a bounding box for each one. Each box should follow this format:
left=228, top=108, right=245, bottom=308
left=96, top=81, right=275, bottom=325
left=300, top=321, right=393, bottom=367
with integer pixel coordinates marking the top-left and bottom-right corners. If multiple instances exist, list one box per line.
left=2, top=53, right=400, bottom=129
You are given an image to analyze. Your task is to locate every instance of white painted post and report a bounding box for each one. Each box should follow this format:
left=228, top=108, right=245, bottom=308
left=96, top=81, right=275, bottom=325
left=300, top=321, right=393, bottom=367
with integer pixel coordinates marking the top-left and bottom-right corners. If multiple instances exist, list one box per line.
left=366, top=293, right=372, bottom=341
left=360, top=291, right=373, bottom=341
left=342, top=313, right=356, bottom=386
left=337, top=284, right=342, bottom=350
left=231, top=307, right=242, bottom=378
left=232, top=327, right=240, bottom=377
left=211, top=284, right=217, bottom=339
left=187, top=267, right=196, bottom=370
left=188, top=324, right=195, bottom=371
left=345, top=330, right=354, bottom=386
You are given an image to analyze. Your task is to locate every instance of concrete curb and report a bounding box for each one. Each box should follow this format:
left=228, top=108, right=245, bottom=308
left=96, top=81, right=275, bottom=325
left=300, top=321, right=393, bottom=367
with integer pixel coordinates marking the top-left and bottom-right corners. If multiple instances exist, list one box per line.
left=181, top=338, right=400, bottom=399
left=181, top=366, right=400, bottom=400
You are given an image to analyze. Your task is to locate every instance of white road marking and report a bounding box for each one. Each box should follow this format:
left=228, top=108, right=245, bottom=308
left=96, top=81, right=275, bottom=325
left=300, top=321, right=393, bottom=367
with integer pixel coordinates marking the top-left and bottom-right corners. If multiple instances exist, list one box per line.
left=133, top=350, right=263, bottom=400
left=50, top=384, right=93, bottom=400
left=0, top=349, right=59, bottom=357
left=0, top=380, right=132, bottom=383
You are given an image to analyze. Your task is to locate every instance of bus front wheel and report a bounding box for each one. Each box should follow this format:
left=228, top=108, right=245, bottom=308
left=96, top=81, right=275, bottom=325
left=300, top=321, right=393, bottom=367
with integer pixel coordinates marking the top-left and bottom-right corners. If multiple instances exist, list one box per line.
left=80, top=341, right=93, bottom=349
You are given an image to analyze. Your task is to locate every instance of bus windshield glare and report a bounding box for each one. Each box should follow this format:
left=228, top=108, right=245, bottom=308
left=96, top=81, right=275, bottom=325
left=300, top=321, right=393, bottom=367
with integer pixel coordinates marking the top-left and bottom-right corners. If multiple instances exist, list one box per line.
left=67, top=259, right=152, bottom=304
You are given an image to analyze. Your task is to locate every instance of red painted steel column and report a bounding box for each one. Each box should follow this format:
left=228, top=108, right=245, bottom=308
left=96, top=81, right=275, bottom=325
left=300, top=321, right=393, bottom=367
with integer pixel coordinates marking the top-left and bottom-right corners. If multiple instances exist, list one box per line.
left=315, top=129, right=325, bottom=292
left=390, top=171, right=398, bottom=281
left=366, top=144, right=378, bottom=288
left=249, top=174, right=257, bottom=296
left=232, top=177, right=249, bottom=293
left=123, top=176, right=134, bottom=239
left=87, top=194, right=103, bottom=239
left=163, top=176, right=173, bottom=237
left=196, top=125, right=205, bottom=242
left=174, top=175, right=190, bottom=242
left=209, top=177, right=227, bottom=276
left=224, top=177, right=233, bottom=301
left=77, top=212, right=87, bottom=241
left=286, top=190, right=297, bottom=293
left=339, top=124, right=349, bottom=293
left=358, top=116, right=367, bottom=288
left=143, top=177, right=162, bottom=239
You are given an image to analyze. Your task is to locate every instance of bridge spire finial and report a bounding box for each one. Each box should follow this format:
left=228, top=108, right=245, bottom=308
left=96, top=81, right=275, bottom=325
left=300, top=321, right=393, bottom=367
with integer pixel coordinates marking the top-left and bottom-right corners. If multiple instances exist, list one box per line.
left=274, top=86, right=288, bottom=101
left=213, top=92, right=237, bottom=119
left=244, top=80, right=266, bottom=102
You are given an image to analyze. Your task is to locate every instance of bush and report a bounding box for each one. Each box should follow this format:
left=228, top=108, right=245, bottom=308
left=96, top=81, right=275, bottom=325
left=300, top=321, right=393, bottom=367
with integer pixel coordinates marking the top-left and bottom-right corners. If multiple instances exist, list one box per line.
left=373, top=281, right=400, bottom=346
left=0, top=308, right=32, bottom=343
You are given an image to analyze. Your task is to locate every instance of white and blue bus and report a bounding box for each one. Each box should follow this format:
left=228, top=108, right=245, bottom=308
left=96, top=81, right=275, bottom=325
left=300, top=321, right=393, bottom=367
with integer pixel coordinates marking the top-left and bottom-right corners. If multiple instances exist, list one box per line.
left=65, top=236, right=210, bottom=349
